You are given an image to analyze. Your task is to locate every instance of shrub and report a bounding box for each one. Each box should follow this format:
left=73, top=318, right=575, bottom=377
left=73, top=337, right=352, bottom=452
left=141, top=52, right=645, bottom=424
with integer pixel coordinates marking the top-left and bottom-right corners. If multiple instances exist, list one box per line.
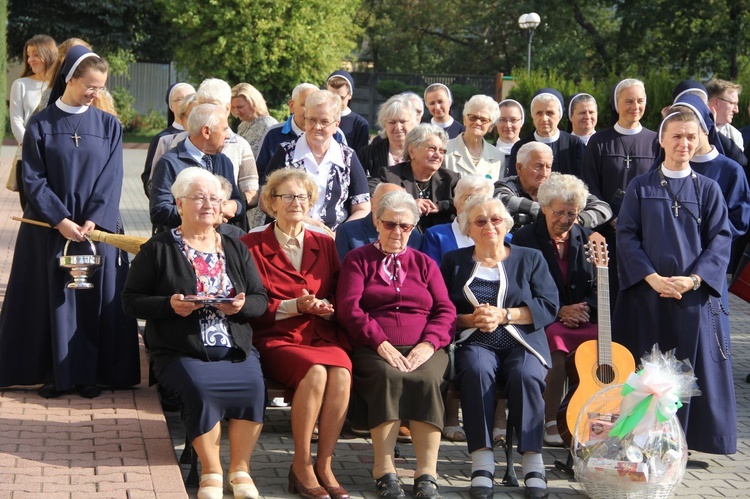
left=375, top=79, right=423, bottom=98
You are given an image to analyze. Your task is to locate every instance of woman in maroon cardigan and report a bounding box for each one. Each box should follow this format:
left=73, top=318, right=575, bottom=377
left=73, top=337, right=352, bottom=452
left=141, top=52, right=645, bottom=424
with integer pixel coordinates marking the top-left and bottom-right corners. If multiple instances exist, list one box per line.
left=241, top=169, right=351, bottom=499
left=337, top=190, right=456, bottom=499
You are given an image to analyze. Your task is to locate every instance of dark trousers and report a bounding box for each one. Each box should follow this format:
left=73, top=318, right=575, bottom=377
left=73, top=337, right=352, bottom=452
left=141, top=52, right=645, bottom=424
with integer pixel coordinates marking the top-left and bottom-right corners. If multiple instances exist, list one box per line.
left=455, top=343, right=547, bottom=453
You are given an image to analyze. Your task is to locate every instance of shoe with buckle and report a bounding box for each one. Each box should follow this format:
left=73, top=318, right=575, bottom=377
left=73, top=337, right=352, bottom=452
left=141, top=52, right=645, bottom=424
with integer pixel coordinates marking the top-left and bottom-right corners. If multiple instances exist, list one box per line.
left=412, top=474, right=440, bottom=498
left=197, top=473, right=224, bottom=499
left=227, top=471, right=259, bottom=499
left=468, top=470, right=494, bottom=498
left=523, top=472, right=548, bottom=499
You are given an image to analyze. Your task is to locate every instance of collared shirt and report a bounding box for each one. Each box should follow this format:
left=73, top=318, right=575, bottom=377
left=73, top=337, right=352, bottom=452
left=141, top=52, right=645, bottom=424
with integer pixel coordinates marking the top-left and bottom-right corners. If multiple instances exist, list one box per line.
left=274, top=224, right=306, bottom=320
left=293, top=135, right=346, bottom=221
left=183, top=137, right=209, bottom=167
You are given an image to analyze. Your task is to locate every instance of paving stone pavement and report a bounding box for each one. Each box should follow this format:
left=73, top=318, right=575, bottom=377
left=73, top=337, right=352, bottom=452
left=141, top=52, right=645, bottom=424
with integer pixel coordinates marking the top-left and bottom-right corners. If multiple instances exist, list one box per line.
left=0, top=142, right=748, bottom=498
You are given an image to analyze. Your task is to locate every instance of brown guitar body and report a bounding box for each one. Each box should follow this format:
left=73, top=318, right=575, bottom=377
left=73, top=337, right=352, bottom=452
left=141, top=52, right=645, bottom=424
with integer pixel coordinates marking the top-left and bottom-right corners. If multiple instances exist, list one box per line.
left=557, top=339, right=636, bottom=447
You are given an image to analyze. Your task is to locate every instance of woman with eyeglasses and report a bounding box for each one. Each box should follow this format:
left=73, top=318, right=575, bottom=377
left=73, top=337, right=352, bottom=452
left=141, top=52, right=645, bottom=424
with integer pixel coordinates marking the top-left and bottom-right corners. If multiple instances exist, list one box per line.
left=511, top=173, right=598, bottom=447
left=440, top=197, right=558, bottom=499
left=495, top=99, right=525, bottom=178
left=263, top=89, right=370, bottom=236
left=444, top=95, right=505, bottom=181
left=0, top=46, right=141, bottom=400
left=123, top=167, right=268, bottom=499
left=374, top=123, right=460, bottom=233
left=337, top=190, right=456, bottom=498
left=241, top=168, right=352, bottom=499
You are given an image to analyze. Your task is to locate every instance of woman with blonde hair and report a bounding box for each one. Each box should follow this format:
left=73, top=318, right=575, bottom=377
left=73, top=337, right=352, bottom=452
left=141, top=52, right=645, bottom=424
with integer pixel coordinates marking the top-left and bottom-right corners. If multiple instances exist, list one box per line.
left=232, top=82, right=278, bottom=157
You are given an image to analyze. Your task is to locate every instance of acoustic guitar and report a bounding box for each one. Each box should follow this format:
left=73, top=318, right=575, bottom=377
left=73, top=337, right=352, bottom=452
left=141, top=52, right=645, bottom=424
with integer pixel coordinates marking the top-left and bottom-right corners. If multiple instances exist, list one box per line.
left=556, top=239, right=636, bottom=448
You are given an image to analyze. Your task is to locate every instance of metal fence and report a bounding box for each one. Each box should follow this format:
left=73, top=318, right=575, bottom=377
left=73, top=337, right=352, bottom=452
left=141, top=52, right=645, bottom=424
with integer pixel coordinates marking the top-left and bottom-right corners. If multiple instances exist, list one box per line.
left=107, top=63, right=501, bottom=127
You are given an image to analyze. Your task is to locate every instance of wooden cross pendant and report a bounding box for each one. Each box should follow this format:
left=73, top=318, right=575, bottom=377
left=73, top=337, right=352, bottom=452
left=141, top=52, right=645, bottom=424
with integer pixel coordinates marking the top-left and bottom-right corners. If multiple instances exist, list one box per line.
left=72, top=132, right=81, bottom=147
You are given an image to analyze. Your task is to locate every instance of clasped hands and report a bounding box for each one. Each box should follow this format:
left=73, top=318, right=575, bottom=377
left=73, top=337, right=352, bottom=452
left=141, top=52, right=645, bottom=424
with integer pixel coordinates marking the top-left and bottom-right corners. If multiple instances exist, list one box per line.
left=296, top=289, right=334, bottom=316
left=645, top=273, right=696, bottom=300
left=416, top=198, right=438, bottom=216
left=471, top=303, right=506, bottom=333
left=56, top=218, right=95, bottom=242
left=377, top=340, right=435, bottom=372
left=558, top=303, right=590, bottom=328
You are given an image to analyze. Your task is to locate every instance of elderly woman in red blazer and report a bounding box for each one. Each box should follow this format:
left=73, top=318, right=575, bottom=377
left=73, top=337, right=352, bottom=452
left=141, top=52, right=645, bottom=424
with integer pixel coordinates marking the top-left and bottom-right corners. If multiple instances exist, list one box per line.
left=241, top=169, right=351, bottom=499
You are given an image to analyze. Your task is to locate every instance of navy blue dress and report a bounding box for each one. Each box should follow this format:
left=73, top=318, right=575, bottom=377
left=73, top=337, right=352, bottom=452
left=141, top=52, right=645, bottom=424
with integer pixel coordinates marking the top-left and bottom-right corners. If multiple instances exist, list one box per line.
left=613, top=168, right=736, bottom=454
left=0, top=102, right=140, bottom=391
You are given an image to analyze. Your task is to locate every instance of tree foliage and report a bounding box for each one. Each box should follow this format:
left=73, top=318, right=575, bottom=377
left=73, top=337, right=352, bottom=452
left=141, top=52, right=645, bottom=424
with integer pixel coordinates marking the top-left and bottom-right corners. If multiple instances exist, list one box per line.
left=6, top=0, right=172, bottom=62
left=156, top=0, right=362, bottom=106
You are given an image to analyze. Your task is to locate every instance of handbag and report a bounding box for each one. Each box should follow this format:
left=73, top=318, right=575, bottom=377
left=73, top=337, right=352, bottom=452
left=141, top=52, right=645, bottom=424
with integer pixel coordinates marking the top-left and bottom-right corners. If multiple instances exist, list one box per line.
left=5, top=159, right=20, bottom=192
left=729, top=259, right=750, bottom=303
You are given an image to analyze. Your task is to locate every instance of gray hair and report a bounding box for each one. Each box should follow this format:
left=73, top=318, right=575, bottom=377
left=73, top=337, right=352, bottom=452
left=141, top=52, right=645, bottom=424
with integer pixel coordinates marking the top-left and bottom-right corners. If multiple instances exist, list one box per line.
left=463, top=95, right=501, bottom=125
left=177, top=93, right=198, bottom=121
left=171, top=167, right=222, bottom=200
left=304, top=89, right=343, bottom=120
left=400, top=91, right=424, bottom=114
left=459, top=197, right=513, bottom=236
left=292, top=82, right=319, bottom=102
left=187, top=103, right=223, bottom=136
left=517, top=141, right=553, bottom=167
left=196, top=78, right=232, bottom=107
left=377, top=96, right=417, bottom=137
left=404, top=123, right=448, bottom=153
left=531, top=93, right=562, bottom=118
left=455, top=174, right=495, bottom=202
left=376, top=190, right=420, bottom=225
left=537, top=173, right=588, bottom=210
left=614, top=78, right=646, bottom=112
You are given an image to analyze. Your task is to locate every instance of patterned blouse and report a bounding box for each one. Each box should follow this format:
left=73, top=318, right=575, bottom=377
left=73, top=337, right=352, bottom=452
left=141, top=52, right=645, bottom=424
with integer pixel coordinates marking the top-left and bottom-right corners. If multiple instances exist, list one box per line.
left=173, top=228, right=236, bottom=349
left=238, top=115, right=278, bottom=158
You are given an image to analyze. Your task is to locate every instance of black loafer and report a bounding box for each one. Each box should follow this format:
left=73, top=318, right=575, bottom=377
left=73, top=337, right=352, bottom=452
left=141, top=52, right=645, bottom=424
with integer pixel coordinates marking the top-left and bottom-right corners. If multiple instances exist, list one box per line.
left=77, top=385, right=102, bottom=399
left=375, top=473, right=405, bottom=498
left=523, top=472, right=548, bottom=499
left=469, top=470, right=494, bottom=498
left=38, top=382, right=61, bottom=399
left=412, top=474, right=440, bottom=498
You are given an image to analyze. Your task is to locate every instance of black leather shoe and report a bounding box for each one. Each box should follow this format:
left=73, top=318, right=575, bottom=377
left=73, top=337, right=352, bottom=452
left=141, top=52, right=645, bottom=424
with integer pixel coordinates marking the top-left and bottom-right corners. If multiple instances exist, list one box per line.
left=77, top=385, right=102, bottom=399
left=412, top=474, right=439, bottom=498
left=375, top=473, right=405, bottom=498
left=523, top=472, right=548, bottom=499
left=468, top=470, right=494, bottom=498
left=38, top=383, right=61, bottom=399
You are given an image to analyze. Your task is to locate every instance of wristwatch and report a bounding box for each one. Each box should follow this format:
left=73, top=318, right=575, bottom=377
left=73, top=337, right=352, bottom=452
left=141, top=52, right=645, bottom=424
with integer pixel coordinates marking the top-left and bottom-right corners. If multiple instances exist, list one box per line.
left=690, top=275, right=701, bottom=291
left=505, top=308, right=513, bottom=324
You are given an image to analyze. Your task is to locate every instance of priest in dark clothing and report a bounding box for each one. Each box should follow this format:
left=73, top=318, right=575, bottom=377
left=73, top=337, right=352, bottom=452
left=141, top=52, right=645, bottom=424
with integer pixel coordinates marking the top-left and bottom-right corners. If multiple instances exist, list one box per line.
left=613, top=108, right=736, bottom=455
left=506, top=87, right=585, bottom=178
left=0, top=46, right=140, bottom=398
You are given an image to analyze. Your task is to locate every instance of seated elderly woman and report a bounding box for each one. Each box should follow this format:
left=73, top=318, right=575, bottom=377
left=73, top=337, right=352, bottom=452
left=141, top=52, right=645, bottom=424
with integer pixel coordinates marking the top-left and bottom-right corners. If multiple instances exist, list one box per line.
left=264, top=89, right=370, bottom=234
left=443, top=95, right=505, bottom=180
left=511, top=173, right=598, bottom=447
left=122, top=167, right=268, bottom=499
left=374, top=123, right=460, bottom=233
left=337, top=191, right=456, bottom=498
left=440, top=197, right=558, bottom=499
left=421, top=174, right=509, bottom=444
left=358, top=95, right=418, bottom=178
left=241, top=169, right=352, bottom=499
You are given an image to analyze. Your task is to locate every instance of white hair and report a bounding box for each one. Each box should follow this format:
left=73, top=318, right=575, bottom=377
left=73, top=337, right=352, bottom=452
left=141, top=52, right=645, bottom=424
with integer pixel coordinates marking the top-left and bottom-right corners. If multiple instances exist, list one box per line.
left=463, top=95, right=501, bottom=125
left=196, top=78, right=232, bottom=107
left=171, top=167, right=222, bottom=199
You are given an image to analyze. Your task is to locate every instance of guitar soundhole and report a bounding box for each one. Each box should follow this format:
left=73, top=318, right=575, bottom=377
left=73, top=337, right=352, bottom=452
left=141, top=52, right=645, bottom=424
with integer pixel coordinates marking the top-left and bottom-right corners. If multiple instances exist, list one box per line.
left=596, top=364, right=615, bottom=384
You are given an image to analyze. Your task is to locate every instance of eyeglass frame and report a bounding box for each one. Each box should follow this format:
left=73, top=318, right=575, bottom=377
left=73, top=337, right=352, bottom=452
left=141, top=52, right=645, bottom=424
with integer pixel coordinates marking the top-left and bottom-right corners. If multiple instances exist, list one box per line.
left=182, top=194, right=223, bottom=207
left=379, top=220, right=415, bottom=232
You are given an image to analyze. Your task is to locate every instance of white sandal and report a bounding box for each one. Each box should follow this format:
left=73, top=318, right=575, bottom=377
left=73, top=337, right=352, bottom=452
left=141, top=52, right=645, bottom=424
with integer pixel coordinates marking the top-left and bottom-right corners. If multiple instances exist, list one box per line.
left=197, top=473, right=223, bottom=499
left=543, top=421, right=564, bottom=447
left=442, top=425, right=466, bottom=441
left=228, top=471, right=259, bottom=499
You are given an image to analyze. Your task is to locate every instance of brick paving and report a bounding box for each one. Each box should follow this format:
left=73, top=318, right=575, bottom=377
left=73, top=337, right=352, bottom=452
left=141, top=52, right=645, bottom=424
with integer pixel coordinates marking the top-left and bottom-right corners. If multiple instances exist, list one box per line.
left=0, top=143, right=748, bottom=498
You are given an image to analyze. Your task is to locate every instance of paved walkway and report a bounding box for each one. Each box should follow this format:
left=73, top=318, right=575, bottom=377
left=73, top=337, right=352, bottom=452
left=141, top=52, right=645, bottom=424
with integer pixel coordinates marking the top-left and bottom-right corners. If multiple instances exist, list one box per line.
left=0, top=144, right=748, bottom=498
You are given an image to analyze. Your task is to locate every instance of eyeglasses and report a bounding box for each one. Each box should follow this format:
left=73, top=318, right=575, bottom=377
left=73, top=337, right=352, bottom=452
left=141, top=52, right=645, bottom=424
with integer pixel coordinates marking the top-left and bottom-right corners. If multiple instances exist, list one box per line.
left=274, top=193, right=309, bottom=203
left=380, top=220, right=415, bottom=232
left=77, top=80, right=106, bottom=95
left=305, top=118, right=337, bottom=128
left=716, top=97, right=739, bottom=108
left=467, top=114, right=492, bottom=125
left=473, top=216, right=505, bottom=228
left=497, top=117, right=522, bottom=125
left=183, top=195, right=222, bottom=207
left=551, top=210, right=580, bottom=220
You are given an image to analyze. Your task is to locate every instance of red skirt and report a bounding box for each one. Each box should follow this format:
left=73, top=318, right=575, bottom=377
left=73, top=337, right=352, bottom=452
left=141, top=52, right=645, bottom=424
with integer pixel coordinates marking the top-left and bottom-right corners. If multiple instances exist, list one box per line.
left=257, top=338, right=352, bottom=389
left=545, top=321, right=598, bottom=354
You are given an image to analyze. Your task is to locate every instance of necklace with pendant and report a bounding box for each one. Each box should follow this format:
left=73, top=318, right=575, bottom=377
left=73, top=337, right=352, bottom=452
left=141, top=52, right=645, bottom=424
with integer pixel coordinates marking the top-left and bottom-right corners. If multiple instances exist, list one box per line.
left=62, top=114, right=85, bottom=147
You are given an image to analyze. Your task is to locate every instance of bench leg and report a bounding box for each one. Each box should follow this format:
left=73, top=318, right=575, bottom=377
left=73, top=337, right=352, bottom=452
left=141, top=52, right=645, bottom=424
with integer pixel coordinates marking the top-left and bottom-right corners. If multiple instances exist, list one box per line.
left=501, top=426, right=518, bottom=487
left=180, top=431, right=199, bottom=487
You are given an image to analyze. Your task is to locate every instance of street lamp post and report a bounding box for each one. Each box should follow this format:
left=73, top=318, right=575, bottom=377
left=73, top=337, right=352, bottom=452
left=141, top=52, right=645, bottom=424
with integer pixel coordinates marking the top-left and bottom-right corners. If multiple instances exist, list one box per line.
left=518, top=12, right=541, bottom=75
